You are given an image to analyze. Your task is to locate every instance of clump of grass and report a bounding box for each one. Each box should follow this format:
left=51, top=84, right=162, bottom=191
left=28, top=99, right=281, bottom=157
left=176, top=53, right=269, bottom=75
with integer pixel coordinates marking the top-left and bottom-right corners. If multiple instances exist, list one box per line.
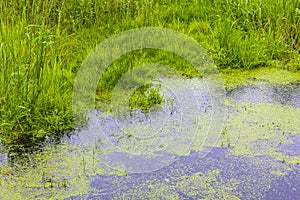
left=0, top=22, right=74, bottom=147
left=129, top=84, right=164, bottom=114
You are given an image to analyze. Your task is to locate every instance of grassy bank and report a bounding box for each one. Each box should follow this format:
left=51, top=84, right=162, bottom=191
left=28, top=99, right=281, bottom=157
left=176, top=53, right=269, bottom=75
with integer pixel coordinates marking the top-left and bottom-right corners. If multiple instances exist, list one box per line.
left=0, top=0, right=299, bottom=149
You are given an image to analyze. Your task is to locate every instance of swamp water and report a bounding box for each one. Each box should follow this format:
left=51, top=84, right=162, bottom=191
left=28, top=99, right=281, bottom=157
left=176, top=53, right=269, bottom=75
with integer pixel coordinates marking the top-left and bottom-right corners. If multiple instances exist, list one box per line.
left=1, top=69, right=300, bottom=199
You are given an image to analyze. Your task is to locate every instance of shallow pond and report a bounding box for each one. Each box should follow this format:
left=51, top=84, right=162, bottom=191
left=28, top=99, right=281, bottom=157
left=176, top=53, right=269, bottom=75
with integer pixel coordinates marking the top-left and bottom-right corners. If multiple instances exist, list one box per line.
left=1, top=69, right=300, bottom=199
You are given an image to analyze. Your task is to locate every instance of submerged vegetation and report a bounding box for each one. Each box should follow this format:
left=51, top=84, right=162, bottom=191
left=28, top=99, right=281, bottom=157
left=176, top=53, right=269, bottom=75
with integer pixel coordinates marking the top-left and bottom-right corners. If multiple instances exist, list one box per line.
left=0, top=0, right=300, bottom=148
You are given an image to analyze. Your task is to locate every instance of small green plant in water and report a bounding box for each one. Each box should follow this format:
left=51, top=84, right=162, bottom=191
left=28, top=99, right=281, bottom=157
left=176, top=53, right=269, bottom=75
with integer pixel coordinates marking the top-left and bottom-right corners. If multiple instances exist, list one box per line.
left=129, top=84, right=164, bottom=114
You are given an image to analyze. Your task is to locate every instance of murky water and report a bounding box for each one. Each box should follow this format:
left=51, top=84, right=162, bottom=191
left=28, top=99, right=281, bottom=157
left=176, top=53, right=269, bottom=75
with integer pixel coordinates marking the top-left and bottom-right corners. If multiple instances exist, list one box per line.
left=1, top=76, right=300, bottom=199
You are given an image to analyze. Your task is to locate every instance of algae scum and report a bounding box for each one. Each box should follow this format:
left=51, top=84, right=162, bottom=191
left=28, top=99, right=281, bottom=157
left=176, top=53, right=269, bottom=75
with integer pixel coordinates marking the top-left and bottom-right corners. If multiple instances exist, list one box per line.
left=1, top=68, right=300, bottom=199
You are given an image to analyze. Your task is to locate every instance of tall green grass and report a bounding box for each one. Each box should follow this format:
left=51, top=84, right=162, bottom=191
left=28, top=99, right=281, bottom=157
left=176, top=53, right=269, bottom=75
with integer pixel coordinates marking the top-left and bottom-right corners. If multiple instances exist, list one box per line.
left=0, top=0, right=299, bottom=149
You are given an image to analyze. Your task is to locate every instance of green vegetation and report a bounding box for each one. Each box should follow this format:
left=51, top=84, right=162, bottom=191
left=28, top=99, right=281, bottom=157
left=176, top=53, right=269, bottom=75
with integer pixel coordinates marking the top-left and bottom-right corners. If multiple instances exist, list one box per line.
left=129, top=84, right=164, bottom=113
left=1, top=0, right=299, bottom=149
